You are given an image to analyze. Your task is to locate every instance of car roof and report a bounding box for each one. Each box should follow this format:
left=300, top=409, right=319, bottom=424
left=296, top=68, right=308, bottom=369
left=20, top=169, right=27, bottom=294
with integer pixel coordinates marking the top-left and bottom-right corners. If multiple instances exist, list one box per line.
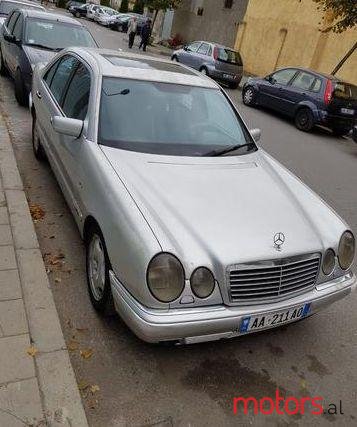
left=21, top=9, right=84, bottom=25
left=277, top=66, right=352, bottom=83
left=67, top=47, right=219, bottom=88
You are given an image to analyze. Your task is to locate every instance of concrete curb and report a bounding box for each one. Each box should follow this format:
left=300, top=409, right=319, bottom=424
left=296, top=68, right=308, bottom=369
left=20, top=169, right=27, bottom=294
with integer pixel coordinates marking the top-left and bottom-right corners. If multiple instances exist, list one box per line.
left=0, top=111, right=88, bottom=426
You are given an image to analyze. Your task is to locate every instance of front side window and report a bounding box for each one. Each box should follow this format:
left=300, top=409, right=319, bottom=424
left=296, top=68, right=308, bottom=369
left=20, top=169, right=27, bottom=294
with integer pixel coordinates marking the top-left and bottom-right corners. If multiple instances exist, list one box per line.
left=187, top=42, right=201, bottom=52
left=291, top=72, right=315, bottom=91
left=25, top=19, right=97, bottom=50
left=48, top=56, right=79, bottom=104
left=99, top=78, right=253, bottom=157
left=271, top=68, right=297, bottom=85
left=62, top=63, right=90, bottom=120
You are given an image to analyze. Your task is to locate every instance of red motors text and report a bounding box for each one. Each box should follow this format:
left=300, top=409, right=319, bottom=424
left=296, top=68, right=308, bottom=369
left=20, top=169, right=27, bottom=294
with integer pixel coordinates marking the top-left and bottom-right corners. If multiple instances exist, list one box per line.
left=233, top=389, right=323, bottom=415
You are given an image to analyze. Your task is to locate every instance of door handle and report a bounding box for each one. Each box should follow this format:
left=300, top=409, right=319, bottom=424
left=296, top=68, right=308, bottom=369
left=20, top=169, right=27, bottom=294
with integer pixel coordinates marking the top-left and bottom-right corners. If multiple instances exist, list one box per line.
left=36, top=90, right=42, bottom=99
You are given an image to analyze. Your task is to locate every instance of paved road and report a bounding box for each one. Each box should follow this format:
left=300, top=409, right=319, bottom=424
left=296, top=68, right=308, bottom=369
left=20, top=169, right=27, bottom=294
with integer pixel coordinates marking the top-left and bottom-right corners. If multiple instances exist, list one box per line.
left=1, top=10, right=357, bottom=427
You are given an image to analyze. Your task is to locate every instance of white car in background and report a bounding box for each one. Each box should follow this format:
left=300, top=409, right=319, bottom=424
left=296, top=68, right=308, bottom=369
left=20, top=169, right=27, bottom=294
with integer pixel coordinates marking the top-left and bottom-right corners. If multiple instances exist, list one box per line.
left=94, top=6, right=118, bottom=26
left=86, top=3, right=100, bottom=21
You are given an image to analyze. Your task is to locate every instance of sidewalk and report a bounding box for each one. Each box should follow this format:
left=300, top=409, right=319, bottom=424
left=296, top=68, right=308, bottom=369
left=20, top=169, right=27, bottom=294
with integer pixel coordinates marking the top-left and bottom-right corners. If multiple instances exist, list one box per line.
left=0, top=112, right=88, bottom=426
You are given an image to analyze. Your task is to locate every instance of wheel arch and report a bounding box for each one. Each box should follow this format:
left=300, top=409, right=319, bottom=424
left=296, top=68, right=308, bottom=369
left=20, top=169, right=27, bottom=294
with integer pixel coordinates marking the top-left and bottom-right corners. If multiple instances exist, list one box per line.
left=294, top=101, right=319, bottom=121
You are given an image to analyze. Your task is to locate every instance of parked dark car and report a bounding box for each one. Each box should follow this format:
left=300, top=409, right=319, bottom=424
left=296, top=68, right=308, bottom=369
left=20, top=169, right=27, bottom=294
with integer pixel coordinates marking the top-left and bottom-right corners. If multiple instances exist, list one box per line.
left=352, top=125, right=357, bottom=143
left=65, top=0, right=85, bottom=11
left=109, top=14, right=145, bottom=34
left=0, top=9, right=97, bottom=105
left=0, top=0, right=44, bottom=26
left=242, top=67, right=357, bottom=135
left=69, top=3, right=89, bottom=18
left=172, top=42, right=244, bottom=89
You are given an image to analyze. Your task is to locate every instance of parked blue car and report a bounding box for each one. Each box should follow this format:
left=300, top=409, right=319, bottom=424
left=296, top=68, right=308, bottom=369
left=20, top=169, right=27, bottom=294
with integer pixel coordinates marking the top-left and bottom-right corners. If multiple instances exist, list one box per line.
left=242, top=67, right=357, bottom=135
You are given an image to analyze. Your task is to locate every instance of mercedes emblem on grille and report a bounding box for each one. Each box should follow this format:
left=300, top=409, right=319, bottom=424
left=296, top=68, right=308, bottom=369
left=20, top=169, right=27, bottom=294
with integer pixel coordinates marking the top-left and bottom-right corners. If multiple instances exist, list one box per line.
left=274, top=232, right=285, bottom=251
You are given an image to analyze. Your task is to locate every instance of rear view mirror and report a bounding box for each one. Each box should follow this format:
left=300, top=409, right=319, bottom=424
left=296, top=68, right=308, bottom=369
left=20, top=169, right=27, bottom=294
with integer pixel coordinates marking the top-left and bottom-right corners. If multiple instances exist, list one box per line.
left=250, top=128, right=261, bottom=143
left=4, top=33, right=17, bottom=43
left=51, top=116, right=83, bottom=138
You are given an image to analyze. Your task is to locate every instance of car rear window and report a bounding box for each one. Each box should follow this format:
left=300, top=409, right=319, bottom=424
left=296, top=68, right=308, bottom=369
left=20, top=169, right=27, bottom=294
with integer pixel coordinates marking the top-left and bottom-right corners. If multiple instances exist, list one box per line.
left=216, top=48, right=242, bottom=66
left=333, top=82, right=357, bottom=100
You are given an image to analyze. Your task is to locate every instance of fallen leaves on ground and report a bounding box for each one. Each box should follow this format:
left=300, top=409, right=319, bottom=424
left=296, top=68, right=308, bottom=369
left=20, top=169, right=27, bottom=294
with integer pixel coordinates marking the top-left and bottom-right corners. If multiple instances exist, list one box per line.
left=78, top=380, right=90, bottom=391
left=54, top=277, right=61, bottom=284
left=67, top=339, right=80, bottom=352
left=76, top=327, right=88, bottom=333
left=29, top=203, right=45, bottom=221
left=43, top=252, right=66, bottom=269
left=80, top=348, right=94, bottom=360
left=27, top=346, right=38, bottom=357
left=90, top=385, right=100, bottom=394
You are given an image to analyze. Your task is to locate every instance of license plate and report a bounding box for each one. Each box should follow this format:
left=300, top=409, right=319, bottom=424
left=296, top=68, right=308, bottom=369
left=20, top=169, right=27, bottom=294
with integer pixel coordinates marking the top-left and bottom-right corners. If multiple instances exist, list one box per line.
left=341, top=108, right=354, bottom=115
left=239, top=303, right=310, bottom=333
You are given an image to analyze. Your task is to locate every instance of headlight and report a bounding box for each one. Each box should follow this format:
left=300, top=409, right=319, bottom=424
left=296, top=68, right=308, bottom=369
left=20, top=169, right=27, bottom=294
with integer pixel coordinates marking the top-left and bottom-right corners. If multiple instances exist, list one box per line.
left=322, top=249, right=335, bottom=275
left=190, top=267, right=215, bottom=298
left=147, top=253, right=185, bottom=302
left=338, top=231, right=355, bottom=270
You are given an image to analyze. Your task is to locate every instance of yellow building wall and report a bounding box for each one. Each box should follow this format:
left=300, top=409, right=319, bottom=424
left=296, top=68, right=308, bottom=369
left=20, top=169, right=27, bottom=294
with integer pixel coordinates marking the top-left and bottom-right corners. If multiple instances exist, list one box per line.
left=235, top=0, right=357, bottom=84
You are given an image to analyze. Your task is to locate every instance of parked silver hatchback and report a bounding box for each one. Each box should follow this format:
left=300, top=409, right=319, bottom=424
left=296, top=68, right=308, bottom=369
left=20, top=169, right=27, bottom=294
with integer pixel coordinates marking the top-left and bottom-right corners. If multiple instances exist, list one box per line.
left=172, top=41, right=243, bottom=89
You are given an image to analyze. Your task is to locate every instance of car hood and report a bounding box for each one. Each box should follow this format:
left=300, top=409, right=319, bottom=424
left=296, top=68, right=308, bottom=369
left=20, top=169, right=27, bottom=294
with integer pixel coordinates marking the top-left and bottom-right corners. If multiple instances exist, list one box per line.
left=101, top=147, right=346, bottom=270
left=22, top=45, right=57, bottom=67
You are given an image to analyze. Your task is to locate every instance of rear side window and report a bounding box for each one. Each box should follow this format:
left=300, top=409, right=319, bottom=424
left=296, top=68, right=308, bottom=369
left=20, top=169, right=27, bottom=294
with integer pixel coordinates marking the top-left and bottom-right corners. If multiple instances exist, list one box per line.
left=215, top=48, right=242, bottom=66
left=62, top=63, right=91, bottom=120
left=311, top=78, right=322, bottom=92
left=291, top=71, right=315, bottom=91
left=333, top=82, right=357, bottom=100
left=48, top=56, right=79, bottom=105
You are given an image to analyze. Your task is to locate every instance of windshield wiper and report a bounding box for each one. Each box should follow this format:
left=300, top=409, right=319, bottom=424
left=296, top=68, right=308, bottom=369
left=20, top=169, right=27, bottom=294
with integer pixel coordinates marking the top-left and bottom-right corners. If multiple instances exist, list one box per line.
left=203, top=142, right=256, bottom=157
left=25, top=43, right=60, bottom=51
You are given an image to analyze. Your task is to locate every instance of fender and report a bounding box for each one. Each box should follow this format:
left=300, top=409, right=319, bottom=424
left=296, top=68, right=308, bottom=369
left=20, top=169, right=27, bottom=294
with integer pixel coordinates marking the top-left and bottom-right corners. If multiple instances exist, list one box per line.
left=294, top=100, right=320, bottom=121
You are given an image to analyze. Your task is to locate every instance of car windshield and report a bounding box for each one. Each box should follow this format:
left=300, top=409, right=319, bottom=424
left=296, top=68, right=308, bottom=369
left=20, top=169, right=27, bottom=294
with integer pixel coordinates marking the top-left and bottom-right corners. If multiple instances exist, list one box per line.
left=25, top=19, right=97, bottom=50
left=99, top=78, right=253, bottom=156
left=216, top=47, right=243, bottom=66
left=0, top=1, right=43, bottom=15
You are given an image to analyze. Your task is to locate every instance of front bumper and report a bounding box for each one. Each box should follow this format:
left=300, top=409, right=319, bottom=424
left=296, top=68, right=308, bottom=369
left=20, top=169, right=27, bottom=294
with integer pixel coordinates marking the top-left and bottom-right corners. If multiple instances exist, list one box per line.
left=110, top=271, right=356, bottom=344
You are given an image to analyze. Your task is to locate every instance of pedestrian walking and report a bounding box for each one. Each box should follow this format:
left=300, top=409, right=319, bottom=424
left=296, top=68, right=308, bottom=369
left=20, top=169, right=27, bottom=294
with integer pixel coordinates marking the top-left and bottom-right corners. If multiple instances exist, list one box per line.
left=128, top=17, right=137, bottom=49
left=139, top=18, right=152, bottom=52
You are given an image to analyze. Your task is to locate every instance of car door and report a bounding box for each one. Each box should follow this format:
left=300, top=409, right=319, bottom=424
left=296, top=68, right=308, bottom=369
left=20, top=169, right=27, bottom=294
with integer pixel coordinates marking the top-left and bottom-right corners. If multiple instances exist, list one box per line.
left=286, top=71, right=318, bottom=115
left=195, top=42, right=211, bottom=70
left=1, top=10, right=19, bottom=75
left=180, top=41, right=201, bottom=68
left=6, top=12, right=23, bottom=75
left=258, top=68, right=298, bottom=112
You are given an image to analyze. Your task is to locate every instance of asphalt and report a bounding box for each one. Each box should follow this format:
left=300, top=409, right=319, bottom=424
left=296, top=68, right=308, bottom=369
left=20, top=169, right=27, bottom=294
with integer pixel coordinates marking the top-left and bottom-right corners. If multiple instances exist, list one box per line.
left=0, top=8, right=356, bottom=427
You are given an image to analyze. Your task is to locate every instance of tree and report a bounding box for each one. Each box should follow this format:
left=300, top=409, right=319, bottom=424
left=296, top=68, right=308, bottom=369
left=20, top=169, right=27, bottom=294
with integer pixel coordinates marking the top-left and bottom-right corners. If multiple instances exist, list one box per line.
left=144, top=0, right=181, bottom=26
left=313, top=0, right=357, bottom=74
left=119, top=0, right=129, bottom=13
left=133, top=0, right=144, bottom=14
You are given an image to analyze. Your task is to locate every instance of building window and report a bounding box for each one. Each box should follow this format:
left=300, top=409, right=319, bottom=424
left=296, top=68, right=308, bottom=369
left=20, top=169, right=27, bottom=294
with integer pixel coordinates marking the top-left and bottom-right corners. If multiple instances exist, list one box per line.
left=224, top=0, right=233, bottom=8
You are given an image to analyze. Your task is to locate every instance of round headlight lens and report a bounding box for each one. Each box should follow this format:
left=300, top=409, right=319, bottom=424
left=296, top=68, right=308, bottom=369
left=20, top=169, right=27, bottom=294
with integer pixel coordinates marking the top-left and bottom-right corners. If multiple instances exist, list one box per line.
left=338, top=231, right=355, bottom=270
left=147, top=253, right=185, bottom=302
left=322, top=249, right=335, bottom=275
left=190, top=267, right=215, bottom=299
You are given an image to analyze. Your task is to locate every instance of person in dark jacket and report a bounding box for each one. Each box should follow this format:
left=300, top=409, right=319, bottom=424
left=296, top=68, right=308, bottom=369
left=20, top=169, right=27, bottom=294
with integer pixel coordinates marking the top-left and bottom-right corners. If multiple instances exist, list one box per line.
left=139, top=18, right=151, bottom=52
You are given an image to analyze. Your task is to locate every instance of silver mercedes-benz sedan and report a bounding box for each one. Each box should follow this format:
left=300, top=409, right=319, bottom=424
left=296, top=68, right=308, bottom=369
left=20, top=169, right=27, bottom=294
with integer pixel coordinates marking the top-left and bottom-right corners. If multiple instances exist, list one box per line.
left=30, top=47, right=356, bottom=344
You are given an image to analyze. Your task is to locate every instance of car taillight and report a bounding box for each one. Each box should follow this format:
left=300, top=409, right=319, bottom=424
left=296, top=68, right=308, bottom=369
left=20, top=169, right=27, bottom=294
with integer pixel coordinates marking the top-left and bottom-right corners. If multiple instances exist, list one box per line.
left=324, top=79, right=333, bottom=105
left=213, top=46, right=218, bottom=60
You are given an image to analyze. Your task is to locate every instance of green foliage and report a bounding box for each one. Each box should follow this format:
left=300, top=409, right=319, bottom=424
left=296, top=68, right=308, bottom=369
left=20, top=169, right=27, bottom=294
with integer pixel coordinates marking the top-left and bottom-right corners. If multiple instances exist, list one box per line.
left=100, top=0, right=110, bottom=6
left=313, top=0, right=357, bottom=32
left=119, top=0, right=129, bottom=12
left=144, top=0, right=181, bottom=12
left=133, top=0, right=144, bottom=14
left=57, top=0, right=67, bottom=9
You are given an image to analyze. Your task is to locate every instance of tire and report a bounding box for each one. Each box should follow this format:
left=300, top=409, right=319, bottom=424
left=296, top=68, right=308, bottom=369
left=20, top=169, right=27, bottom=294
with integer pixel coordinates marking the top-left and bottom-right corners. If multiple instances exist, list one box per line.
left=199, top=67, right=208, bottom=76
left=75, top=12, right=81, bottom=18
left=172, top=55, right=179, bottom=62
left=294, top=108, right=314, bottom=132
left=14, top=69, right=28, bottom=106
left=86, top=224, right=115, bottom=316
left=332, top=126, right=350, bottom=137
left=32, top=114, right=46, bottom=161
left=0, top=49, right=8, bottom=76
left=242, top=86, right=256, bottom=106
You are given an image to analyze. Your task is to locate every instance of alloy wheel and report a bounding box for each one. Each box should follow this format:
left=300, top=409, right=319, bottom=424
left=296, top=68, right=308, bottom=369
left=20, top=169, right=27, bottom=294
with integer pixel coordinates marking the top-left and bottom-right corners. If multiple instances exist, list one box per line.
left=244, top=88, right=254, bottom=104
left=88, top=234, right=106, bottom=301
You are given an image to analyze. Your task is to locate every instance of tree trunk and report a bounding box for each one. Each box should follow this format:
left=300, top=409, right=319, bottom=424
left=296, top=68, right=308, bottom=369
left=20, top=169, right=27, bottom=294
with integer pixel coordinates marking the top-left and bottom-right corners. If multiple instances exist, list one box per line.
left=152, top=9, right=159, bottom=27
left=332, top=41, right=357, bottom=75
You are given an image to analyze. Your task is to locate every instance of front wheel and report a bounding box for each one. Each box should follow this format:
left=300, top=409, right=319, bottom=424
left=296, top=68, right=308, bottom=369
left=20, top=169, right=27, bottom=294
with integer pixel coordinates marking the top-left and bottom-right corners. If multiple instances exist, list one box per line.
left=75, top=12, right=81, bottom=18
left=0, top=49, right=8, bottom=76
left=172, top=55, right=179, bottom=62
left=86, top=225, right=115, bottom=315
left=15, top=69, right=28, bottom=106
left=294, top=108, right=314, bottom=132
left=242, top=86, right=256, bottom=106
left=228, top=82, right=239, bottom=89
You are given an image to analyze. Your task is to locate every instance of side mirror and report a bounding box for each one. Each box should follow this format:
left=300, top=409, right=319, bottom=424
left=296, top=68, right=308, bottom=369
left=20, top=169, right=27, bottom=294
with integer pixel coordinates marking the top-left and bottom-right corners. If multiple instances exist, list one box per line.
left=250, top=128, right=261, bottom=143
left=183, top=45, right=188, bottom=51
left=51, top=116, right=83, bottom=138
left=4, top=33, right=16, bottom=43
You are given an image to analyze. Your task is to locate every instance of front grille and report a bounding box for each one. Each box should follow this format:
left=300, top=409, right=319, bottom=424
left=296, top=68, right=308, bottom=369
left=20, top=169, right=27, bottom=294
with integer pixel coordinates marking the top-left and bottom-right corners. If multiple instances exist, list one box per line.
left=229, top=255, right=320, bottom=304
